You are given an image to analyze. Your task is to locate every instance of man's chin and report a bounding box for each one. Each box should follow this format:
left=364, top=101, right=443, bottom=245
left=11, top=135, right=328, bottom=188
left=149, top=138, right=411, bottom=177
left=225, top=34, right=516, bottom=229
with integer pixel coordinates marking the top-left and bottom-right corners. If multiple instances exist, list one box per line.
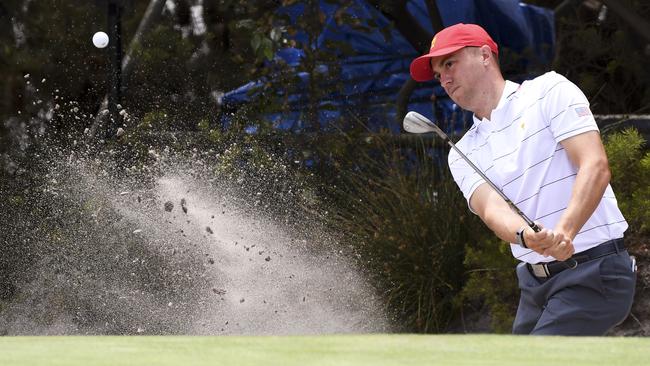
left=449, top=95, right=463, bottom=107
left=448, top=88, right=461, bottom=101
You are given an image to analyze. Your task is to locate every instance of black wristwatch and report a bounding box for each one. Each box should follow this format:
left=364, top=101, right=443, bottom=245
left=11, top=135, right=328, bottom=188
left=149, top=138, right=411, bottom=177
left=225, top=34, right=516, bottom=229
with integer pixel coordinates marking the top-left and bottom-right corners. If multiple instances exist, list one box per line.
left=516, top=226, right=528, bottom=249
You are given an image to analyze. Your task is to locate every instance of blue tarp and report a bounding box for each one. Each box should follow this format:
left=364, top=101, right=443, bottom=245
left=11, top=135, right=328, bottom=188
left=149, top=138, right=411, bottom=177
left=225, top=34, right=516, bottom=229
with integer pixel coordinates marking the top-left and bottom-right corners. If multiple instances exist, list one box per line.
left=221, top=0, right=555, bottom=135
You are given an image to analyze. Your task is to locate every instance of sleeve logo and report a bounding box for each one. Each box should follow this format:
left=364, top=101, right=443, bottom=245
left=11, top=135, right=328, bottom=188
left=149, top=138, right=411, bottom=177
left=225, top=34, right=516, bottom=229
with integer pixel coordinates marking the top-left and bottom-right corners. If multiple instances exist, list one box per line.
left=574, top=106, right=592, bottom=117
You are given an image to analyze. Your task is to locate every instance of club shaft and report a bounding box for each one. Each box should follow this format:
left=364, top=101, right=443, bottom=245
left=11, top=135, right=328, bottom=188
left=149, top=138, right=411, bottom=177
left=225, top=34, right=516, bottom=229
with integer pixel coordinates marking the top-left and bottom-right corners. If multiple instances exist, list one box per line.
left=443, top=139, right=540, bottom=232
left=404, top=111, right=541, bottom=232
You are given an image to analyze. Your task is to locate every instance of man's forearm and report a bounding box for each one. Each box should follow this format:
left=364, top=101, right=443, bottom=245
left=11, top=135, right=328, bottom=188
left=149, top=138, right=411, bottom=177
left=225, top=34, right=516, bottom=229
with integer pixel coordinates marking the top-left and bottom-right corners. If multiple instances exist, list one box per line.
left=472, top=183, right=573, bottom=259
left=485, top=205, right=529, bottom=244
left=472, top=184, right=529, bottom=244
left=555, top=160, right=611, bottom=239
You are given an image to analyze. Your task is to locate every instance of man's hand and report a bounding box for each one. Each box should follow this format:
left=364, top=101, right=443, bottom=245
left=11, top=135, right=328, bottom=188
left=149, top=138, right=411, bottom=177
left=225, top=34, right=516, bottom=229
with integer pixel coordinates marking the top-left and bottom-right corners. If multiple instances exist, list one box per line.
left=544, top=239, right=575, bottom=261
left=523, top=224, right=561, bottom=254
left=523, top=224, right=575, bottom=260
left=545, top=227, right=576, bottom=261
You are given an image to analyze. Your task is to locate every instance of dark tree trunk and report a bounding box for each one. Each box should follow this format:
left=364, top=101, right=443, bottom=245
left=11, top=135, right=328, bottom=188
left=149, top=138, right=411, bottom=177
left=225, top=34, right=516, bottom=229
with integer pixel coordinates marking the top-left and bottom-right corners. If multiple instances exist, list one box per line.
left=367, top=1, right=444, bottom=125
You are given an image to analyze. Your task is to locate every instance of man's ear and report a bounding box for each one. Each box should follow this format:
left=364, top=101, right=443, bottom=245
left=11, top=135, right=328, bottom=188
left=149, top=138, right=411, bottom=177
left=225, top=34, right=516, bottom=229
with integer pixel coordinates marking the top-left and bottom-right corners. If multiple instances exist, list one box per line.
left=480, top=45, right=492, bottom=65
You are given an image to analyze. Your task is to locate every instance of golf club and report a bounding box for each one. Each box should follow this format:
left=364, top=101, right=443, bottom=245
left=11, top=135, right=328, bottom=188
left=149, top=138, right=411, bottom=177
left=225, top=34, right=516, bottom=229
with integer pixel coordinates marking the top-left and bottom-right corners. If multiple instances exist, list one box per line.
left=403, top=111, right=541, bottom=233
left=404, top=111, right=579, bottom=266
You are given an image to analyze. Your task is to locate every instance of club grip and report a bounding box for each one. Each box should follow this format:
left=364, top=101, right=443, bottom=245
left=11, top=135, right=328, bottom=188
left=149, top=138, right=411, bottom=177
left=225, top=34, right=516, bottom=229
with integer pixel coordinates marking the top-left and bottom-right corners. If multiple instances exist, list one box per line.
left=530, top=222, right=541, bottom=233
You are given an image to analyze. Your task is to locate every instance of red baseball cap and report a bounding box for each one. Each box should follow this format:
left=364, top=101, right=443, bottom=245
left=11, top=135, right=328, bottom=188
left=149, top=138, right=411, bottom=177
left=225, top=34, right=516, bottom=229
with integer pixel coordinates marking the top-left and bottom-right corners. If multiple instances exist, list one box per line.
left=409, top=23, right=498, bottom=82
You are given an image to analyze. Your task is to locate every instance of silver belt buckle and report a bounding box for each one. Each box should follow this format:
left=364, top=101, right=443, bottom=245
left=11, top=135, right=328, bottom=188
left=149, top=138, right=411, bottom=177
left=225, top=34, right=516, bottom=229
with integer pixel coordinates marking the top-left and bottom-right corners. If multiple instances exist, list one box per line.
left=530, top=263, right=549, bottom=278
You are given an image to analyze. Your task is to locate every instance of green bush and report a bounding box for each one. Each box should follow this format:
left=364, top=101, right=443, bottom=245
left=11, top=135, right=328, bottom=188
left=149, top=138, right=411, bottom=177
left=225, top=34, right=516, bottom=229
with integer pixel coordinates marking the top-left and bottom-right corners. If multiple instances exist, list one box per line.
left=604, top=128, right=650, bottom=246
left=332, top=134, right=490, bottom=332
left=459, top=237, right=518, bottom=333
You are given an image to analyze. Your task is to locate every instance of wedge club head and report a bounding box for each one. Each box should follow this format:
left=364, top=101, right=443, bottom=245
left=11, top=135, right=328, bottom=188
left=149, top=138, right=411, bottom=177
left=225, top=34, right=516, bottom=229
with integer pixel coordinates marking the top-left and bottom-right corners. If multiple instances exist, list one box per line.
left=403, top=111, right=447, bottom=140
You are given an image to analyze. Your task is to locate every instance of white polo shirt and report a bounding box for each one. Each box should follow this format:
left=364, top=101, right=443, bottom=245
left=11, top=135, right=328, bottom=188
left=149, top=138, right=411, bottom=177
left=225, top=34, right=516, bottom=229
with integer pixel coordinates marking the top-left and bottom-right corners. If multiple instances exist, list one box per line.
left=448, top=71, right=627, bottom=264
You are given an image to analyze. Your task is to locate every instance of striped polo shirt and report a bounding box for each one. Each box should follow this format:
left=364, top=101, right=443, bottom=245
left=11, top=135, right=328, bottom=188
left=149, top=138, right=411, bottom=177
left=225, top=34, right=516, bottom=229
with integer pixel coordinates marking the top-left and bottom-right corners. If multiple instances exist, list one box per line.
left=448, top=71, right=628, bottom=264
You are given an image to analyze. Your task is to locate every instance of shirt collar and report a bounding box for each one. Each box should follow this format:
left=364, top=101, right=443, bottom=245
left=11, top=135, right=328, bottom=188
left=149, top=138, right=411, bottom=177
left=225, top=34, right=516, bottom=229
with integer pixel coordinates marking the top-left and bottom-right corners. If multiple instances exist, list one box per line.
left=496, top=80, right=520, bottom=110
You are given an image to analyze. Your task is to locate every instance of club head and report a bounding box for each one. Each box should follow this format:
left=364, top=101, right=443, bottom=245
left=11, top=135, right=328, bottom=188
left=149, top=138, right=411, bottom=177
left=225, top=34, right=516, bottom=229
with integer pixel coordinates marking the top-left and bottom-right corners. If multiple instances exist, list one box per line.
left=403, top=111, right=446, bottom=139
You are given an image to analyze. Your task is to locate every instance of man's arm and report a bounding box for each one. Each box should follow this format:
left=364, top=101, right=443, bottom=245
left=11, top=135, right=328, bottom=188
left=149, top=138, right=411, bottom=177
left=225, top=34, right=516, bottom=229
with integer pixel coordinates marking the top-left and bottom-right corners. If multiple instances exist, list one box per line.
left=469, top=183, right=573, bottom=259
left=469, top=183, right=529, bottom=242
left=554, top=130, right=611, bottom=239
left=468, top=130, right=608, bottom=260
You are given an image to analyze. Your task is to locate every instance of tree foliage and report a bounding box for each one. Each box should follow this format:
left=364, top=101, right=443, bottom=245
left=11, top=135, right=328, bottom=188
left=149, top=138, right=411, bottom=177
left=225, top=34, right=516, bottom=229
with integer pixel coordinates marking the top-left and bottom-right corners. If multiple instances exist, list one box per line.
left=604, top=128, right=650, bottom=244
left=528, top=0, right=650, bottom=113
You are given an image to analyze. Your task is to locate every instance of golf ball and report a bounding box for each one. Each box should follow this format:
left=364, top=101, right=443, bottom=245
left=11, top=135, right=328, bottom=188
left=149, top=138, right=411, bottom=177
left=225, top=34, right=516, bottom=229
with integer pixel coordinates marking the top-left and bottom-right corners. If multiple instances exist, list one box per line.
left=92, top=31, right=109, bottom=48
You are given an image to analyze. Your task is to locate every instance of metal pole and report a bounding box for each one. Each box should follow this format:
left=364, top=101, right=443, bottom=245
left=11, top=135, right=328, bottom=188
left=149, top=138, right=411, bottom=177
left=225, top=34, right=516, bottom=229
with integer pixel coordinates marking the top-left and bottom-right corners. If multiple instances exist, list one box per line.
left=89, top=0, right=165, bottom=140
left=107, top=0, right=122, bottom=138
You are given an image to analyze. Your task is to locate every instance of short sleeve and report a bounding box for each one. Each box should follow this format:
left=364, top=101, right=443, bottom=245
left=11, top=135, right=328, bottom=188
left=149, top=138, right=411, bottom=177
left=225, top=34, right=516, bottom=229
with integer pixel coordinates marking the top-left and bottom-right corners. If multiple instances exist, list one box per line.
left=542, top=72, right=599, bottom=142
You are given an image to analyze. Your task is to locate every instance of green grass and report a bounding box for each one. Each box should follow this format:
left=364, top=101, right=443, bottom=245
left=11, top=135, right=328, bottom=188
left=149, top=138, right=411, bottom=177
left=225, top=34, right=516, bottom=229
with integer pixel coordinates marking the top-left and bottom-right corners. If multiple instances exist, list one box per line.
left=1, top=334, right=648, bottom=365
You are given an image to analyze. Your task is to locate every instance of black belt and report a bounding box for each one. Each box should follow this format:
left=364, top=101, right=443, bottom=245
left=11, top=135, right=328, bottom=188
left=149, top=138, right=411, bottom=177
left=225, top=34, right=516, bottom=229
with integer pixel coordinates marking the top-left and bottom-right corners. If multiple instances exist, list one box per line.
left=527, top=238, right=625, bottom=278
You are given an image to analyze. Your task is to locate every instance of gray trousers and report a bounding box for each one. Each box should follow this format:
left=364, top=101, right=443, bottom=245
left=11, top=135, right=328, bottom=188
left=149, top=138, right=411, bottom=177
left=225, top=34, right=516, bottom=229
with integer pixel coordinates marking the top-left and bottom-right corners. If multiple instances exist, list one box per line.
left=513, top=250, right=636, bottom=335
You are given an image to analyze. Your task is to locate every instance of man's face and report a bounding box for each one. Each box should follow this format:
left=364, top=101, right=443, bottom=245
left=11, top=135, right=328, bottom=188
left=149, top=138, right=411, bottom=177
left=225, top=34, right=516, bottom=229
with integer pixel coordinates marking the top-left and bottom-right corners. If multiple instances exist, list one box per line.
left=430, top=47, right=484, bottom=109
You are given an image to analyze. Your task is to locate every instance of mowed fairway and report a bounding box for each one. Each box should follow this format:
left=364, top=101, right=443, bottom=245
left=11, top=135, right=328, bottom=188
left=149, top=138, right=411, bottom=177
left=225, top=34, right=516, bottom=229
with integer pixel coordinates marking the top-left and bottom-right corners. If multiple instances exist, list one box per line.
left=1, top=334, right=648, bottom=366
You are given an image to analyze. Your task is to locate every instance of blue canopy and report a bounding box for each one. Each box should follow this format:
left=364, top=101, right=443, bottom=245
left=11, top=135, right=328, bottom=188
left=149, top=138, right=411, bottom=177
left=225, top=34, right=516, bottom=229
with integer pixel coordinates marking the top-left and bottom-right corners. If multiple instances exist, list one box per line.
left=221, top=0, right=555, bottom=135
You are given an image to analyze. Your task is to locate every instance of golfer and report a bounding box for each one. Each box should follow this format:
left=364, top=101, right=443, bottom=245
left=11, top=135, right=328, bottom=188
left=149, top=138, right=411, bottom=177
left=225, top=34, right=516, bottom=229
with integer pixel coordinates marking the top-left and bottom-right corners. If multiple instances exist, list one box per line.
left=410, top=23, right=635, bottom=335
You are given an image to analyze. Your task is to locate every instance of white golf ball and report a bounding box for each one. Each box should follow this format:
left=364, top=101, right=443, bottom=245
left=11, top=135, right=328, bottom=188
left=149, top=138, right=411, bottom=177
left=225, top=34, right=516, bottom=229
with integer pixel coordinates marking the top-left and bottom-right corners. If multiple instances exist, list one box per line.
left=92, top=31, right=109, bottom=48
